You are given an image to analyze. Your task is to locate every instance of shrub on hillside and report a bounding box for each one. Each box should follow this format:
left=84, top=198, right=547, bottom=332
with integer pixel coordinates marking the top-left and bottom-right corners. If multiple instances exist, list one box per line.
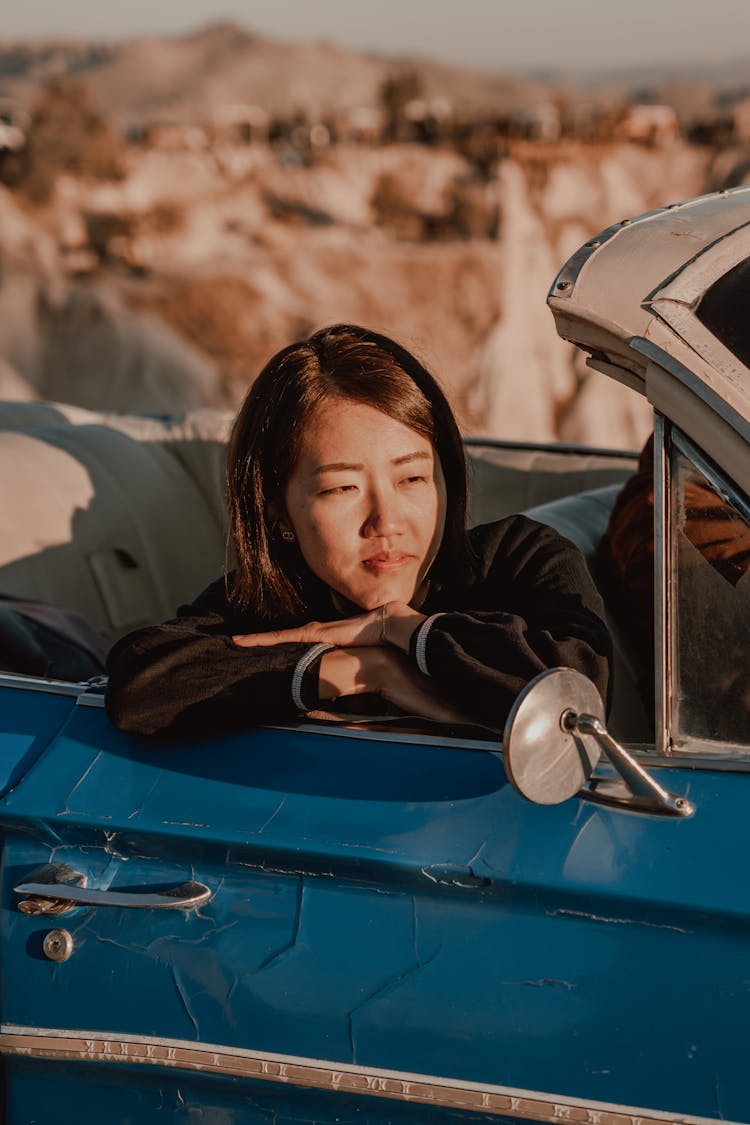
left=1, top=78, right=125, bottom=204
left=379, top=69, right=423, bottom=143
left=371, top=172, right=424, bottom=239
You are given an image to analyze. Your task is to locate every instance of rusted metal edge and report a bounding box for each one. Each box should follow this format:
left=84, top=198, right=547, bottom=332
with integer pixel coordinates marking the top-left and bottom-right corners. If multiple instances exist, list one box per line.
left=0, top=1027, right=739, bottom=1125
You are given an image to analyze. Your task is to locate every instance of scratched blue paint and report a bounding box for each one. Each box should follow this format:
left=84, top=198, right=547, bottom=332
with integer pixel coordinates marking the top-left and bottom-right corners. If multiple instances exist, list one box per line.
left=2, top=688, right=750, bottom=1122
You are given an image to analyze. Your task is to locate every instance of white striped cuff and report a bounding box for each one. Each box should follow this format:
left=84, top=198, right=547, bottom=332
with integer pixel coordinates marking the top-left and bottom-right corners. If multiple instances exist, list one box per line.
left=413, top=613, right=445, bottom=677
left=291, top=643, right=335, bottom=712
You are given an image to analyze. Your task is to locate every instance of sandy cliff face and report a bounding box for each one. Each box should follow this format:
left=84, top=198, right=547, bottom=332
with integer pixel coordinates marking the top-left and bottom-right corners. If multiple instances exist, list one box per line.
left=469, top=142, right=712, bottom=446
left=0, top=185, right=225, bottom=413
left=0, top=139, right=717, bottom=445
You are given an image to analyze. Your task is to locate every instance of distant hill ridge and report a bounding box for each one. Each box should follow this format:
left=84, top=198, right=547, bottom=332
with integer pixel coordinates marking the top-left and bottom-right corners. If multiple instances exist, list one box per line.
left=0, top=21, right=546, bottom=126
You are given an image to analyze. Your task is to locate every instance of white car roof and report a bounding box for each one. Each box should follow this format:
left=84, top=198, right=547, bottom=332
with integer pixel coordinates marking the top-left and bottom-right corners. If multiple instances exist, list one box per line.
left=548, top=187, right=750, bottom=495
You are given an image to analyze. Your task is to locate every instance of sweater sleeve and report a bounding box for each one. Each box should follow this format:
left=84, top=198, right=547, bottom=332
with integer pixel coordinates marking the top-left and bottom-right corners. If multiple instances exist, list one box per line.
left=413, top=518, right=612, bottom=729
left=104, top=577, right=328, bottom=739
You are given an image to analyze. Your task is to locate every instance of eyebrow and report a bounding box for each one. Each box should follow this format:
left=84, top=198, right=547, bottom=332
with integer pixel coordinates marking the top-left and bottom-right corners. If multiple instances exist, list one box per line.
left=313, top=451, right=431, bottom=475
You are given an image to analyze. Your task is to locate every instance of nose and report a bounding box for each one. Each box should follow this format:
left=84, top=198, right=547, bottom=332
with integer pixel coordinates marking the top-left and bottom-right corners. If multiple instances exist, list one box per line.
left=361, top=483, right=402, bottom=539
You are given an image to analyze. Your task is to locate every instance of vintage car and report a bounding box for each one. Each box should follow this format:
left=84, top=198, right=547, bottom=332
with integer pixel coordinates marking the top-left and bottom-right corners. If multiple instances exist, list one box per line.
left=1, top=186, right=749, bottom=1124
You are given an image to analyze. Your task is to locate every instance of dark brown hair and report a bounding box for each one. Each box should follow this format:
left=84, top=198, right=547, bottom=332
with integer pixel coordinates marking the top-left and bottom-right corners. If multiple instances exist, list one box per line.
left=226, top=324, right=473, bottom=619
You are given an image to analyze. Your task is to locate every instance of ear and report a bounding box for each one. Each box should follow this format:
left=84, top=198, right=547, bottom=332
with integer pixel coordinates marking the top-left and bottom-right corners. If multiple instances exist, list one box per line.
left=265, top=499, right=293, bottom=534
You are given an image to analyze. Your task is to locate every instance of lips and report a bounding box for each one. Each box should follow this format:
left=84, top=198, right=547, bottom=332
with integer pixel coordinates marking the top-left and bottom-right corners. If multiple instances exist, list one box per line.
left=362, top=551, right=411, bottom=572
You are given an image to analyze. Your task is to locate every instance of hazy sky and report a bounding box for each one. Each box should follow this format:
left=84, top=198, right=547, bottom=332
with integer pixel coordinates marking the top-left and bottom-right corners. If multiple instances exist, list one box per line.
left=4, top=0, right=749, bottom=74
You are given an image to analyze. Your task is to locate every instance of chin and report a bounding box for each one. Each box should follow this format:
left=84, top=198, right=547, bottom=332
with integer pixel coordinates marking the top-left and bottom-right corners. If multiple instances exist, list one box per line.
left=356, top=582, right=416, bottom=610
left=332, top=568, right=421, bottom=611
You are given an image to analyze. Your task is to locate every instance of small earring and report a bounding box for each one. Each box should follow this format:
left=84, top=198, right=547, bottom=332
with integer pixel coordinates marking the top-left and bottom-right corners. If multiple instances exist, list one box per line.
left=281, top=529, right=295, bottom=543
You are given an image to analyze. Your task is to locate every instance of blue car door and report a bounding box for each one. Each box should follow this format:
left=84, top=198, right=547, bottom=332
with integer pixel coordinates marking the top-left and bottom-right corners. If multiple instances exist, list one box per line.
left=1, top=677, right=749, bottom=1124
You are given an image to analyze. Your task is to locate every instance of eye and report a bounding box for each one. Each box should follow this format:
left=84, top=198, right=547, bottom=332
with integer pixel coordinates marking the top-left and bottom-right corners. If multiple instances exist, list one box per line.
left=400, top=475, right=427, bottom=486
left=318, top=484, right=358, bottom=496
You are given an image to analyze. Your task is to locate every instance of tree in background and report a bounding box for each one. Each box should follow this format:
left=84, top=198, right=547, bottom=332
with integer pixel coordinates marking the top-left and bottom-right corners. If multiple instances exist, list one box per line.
left=1, top=78, right=125, bottom=204
left=379, top=68, right=424, bottom=143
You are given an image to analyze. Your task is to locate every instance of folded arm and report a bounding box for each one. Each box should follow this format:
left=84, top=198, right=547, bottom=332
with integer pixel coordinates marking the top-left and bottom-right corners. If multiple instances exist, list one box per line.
left=409, top=519, right=611, bottom=728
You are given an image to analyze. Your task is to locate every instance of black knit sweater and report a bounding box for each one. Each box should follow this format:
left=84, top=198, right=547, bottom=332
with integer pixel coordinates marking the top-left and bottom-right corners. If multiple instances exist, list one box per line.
left=105, top=515, right=611, bottom=739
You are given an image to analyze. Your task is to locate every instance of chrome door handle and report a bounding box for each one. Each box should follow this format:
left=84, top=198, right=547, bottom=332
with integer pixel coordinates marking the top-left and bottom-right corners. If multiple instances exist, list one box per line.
left=14, top=864, right=211, bottom=915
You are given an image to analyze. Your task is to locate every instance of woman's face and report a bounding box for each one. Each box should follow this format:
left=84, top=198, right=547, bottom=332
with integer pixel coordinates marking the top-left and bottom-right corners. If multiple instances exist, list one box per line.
left=278, top=397, right=447, bottom=609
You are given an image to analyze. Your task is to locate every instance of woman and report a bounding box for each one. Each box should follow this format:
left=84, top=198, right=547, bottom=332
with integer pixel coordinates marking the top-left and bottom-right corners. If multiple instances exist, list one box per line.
left=106, top=324, right=610, bottom=738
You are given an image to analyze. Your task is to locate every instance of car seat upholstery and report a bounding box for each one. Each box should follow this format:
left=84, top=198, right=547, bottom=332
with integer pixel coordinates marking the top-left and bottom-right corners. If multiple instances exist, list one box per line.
left=465, top=442, right=636, bottom=525
left=0, top=402, right=230, bottom=645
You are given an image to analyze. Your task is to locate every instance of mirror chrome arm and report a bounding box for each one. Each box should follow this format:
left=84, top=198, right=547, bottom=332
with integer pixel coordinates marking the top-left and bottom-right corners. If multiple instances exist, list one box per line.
left=571, top=712, right=694, bottom=818
left=504, top=669, right=695, bottom=817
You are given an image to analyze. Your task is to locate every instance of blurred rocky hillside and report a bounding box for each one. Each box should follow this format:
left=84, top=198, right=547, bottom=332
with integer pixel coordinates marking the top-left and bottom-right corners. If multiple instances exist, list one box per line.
left=1, top=23, right=748, bottom=446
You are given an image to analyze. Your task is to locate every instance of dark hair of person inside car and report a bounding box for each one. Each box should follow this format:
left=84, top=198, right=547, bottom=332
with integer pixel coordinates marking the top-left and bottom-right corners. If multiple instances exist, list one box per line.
left=226, top=323, right=475, bottom=620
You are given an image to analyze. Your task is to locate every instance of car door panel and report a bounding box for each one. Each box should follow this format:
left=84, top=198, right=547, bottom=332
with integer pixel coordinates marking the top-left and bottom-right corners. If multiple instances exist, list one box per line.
left=2, top=695, right=749, bottom=1122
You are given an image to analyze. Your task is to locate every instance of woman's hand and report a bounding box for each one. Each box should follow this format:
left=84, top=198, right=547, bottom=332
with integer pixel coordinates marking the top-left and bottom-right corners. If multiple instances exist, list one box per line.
left=319, top=646, right=477, bottom=727
left=232, top=601, right=425, bottom=653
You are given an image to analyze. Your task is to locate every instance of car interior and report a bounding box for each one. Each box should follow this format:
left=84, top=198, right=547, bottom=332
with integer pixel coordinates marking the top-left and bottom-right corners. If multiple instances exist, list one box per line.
left=0, top=401, right=650, bottom=741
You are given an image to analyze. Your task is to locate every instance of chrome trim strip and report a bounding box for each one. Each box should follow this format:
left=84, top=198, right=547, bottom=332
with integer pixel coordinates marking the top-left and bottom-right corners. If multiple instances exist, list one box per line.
left=271, top=719, right=500, bottom=751
left=464, top=436, right=639, bottom=460
left=632, top=338, right=750, bottom=447
left=633, top=750, right=750, bottom=771
left=653, top=412, right=670, bottom=756
left=0, top=1025, right=739, bottom=1125
left=0, top=672, right=87, bottom=697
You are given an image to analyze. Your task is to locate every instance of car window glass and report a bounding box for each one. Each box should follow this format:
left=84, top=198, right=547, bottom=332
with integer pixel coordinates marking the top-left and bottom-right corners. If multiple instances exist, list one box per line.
left=671, top=442, right=750, bottom=749
left=695, top=256, right=750, bottom=371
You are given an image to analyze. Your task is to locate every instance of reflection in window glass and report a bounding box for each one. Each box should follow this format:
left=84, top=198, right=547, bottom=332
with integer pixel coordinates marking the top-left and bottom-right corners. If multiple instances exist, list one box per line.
left=671, top=444, right=750, bottom=748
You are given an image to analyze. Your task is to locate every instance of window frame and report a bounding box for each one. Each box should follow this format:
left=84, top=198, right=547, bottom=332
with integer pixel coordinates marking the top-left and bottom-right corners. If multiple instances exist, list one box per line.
left=657, top=415, right=750, bottom=762
left=648, top=222, right=750, bottom=396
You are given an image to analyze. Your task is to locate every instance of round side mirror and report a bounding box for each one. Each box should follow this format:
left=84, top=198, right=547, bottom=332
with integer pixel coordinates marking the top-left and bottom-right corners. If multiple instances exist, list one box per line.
left=503, top=668, right=604, bottom=805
